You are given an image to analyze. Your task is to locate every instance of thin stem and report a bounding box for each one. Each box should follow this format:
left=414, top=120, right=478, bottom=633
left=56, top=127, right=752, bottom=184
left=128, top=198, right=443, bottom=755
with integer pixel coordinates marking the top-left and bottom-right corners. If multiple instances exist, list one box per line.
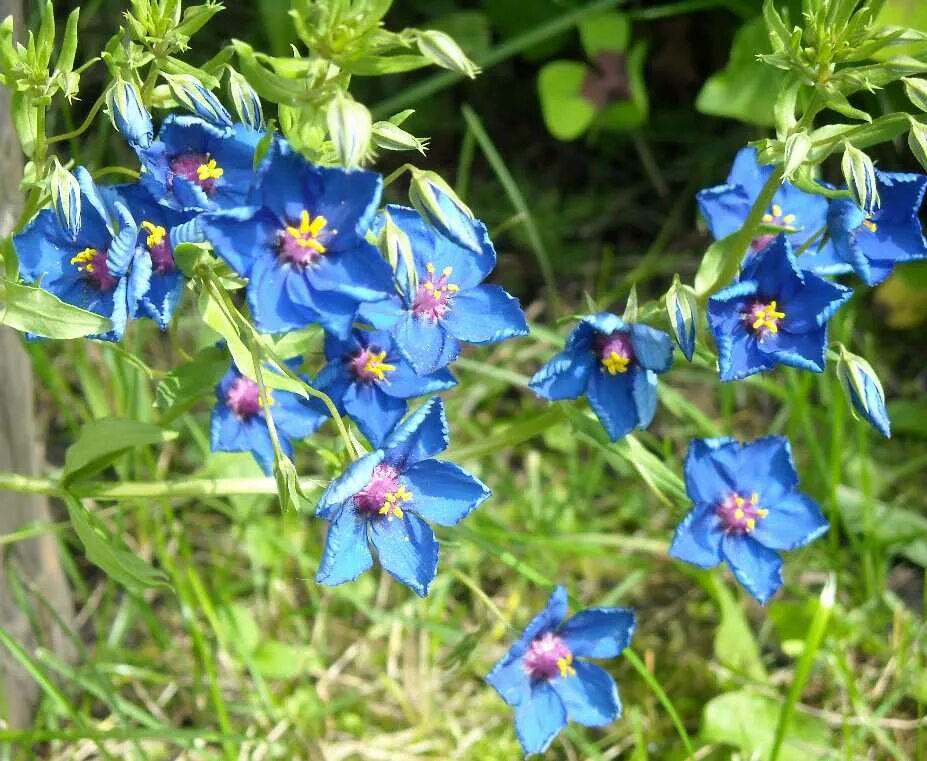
left=46, top=91, right=108, bottom=145
left=382, top=162, right=414, bottom=188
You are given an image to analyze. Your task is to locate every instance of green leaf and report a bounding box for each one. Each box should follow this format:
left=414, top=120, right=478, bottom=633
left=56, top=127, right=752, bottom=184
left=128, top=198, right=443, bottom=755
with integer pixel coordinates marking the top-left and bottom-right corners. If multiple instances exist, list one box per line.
left=701, top=689, right=831, bottom=761
left=835, top=484, right=927, bottom=566
left=64, top=494, right=171, bottom=594
left=155, top=345, right=228, bottom=415
left=63, top=418, right=178, bottom=484
left=252, top=640, right=319, bottom=679
left=578, top=12, right=629, bottom=56
left=537, top=60, right=596, bottom=141
left=174, top=2, right=224, bottom=40
left=35, top=0, right=55, bottom=67
left=232, top=40, right=305, bottom=106
left=694, top=231, right=741, bottom=299
left=708, top=576, right=767, bottom=682
left=54, top=8, right=79, bottom=76
left=0, top=279, right=112, bottom=338
left=10, top=91, right=36, bottom=158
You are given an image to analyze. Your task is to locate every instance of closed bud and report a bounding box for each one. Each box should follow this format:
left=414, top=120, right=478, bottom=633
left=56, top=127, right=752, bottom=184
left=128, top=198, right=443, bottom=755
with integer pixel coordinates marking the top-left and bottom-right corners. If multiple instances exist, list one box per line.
left=782, top=131, right=811, bottom=180
left=408, top=167, right=481, bottom=253
left=908, top=120, right=927, bottom=172
left=372, top=120, right=428, bottom=155
left=326, top=94, right=372, bottom=170
left=841, top=142, right=879, bottom=212
left=48, top=157, right=81, bottom=239
left=378, top=208, right=417, bottom=290
left=227, top=68, right=264, bottom=130
left=665, top=275, right=697, bottom=361
left=416, top=29, right=480, bottom=79
left=274, top=455, right=306, bottom=513
left=162, top=72, right=233, bottom=127
left=902, top=77, right=927, bottom=113
left=836, top=346, right=891, bottom=438
left=106, top=79, right=153, bottom=148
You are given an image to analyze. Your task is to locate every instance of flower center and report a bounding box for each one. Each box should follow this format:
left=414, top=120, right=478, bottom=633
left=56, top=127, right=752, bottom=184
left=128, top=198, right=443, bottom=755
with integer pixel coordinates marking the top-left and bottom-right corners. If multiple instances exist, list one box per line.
left=354, top=464, right=412, bottom=519
left=170, top=153, right=223, bottom=194
left=596, top=331, right=634, bottom=375
left=716, top=491, right=768, bottom=534
left=746, top=300, right=786, bottom=335
left=226, top=376, right=270, bottom=419
left=141, top=220, right=175, bottom=274
left=411, top=262, right=459, bottom=321
left=278, top=210, right=330, bottom=266
left=350, top=347, right=396, bottom=383
left=522, top=633, right=576, bottom=681
left=753, top=204, right=797, bottom=251
left=70, top=247, right=117, bottom=291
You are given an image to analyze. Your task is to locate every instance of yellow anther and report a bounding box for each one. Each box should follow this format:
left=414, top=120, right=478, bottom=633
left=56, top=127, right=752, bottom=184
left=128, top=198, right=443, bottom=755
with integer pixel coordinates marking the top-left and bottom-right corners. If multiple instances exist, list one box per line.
left=751, top=300, right=786, bottom=333
left=746, top=518, right=756, bottom=532
left=141, top=220, right=167, bottom=249
left=362, top=350, right=396, bottom=382
left=863, top=218, right=877, bottom=233
left=734, top=495, right=746, bottom=507
left=378, top=484, right=411, bottom=519
left=286, top=210, right=328, bottom=252
left=557, top=654, right=576, bottom=678
left=771, top=204, right=783, bottom=218
left=750, top=492, right=759, bottom=505
left=70, top=247, right=98, bottom=273
left=734, top=508, right=745, bottom=520
left=757, top=508, right=769, bottom=518
left=426, top=262, right=436, bottom=274
left=602, top=351, right=630, bottom=376
left=782, top=213, right=796, bottom=225
left=196, top=158, right=224, bottom=181
left=442, top=266, right=453, bottom=276
left=762, top=213, right=774, bottom=223
left=447, top=284, right=460, bottom=292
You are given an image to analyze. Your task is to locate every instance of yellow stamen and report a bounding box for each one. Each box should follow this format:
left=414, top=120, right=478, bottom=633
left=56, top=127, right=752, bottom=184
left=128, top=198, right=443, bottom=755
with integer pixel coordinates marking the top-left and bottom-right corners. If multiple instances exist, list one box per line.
left=746, top=518, right=756, bottom=532
left=426, top=262, right=436, bottom=274
left=70, top=247, right=98, bottom=273
left=447, top=284, right=460, bottom=293
left=362, top=350, right=396, bottom=382
left=734, top=495, right=746, bottom=507
left=378, top=484, right=411, bottom=519
left=751, top=300, right=786, bottom=333
left=771, top=204, right=783, bottom=218
left=196, top=158, right=224, bottom=181
left=734, top=508, right=745, bottom=520
left=286, top=210, right=328, bottom=252
left=557, top=654, right=576, bottom=678
left=750, top=492, right=759, bottom=505
left=762, top=213, right=774, bottom=223
left=863, top=218, right=877, bottom=233
left=141, top=220, right=167, bottom=249
left=602, top=351, right=630, bottom=376
left=782, top=213, right=797, bottom=225
left=442, top=266, right=453, bottom=277
left=757, top=508, right=769, bottom=518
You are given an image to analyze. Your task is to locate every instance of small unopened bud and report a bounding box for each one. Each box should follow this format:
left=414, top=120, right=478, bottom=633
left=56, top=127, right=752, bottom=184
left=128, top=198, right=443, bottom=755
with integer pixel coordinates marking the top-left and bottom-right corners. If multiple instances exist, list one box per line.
left=903, top=77, right=927, bottom=113
left=836, top=346, right=890, bottom=438
left=665, top=275, right=697, bottom=361
left=841, top=143, right=880, bottom=212
left=378, top=208, right=417, bottom=291
left=162, top=72, right=233, bottom=127
left=782, top=132, right=811, bottom=180
left=372, top=121, right=428, bottom=155
left=327, top=94, right=372, bottom=170
left=49, top=157, right=81, bottom=239
left=908, top=120, right=927, bottom=172
left=408, top=167, right=481, bottom=253
left=416, top=29, right=480, bottom=79
left=227, top=68, right=264, bottom=131
left=106, top=79, right=153, bottom=148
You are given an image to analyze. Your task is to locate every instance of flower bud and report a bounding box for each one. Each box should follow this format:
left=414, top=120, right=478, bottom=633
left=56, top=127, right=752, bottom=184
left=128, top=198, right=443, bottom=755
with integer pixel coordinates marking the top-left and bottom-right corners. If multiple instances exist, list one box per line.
left=664, top=275, right=697, bottom=361
left=326, top=94, right=372, bottom=170
left=408, top=167, right=480, bottom=253
left=416, top=29, right=480, bottom=79
left=841, top=143, right=879, bottom=212
left=227, top=68, right=264, bottom=130
left=378, top=208, right=417, bottom=290
left=372, top=120, right=428, bottom=155
left=903, top=77, right=927, bottom=113
left=782, top=131, right=811, bottom=181
left=48, top=157, right=81, bottom=239
left=106, top=79, right=154, bottom=148
left=908, top=120, right=927, bottom=172
left=162, top=72, right=233, bottom=127
left=836, top=346, right=890, bottom=438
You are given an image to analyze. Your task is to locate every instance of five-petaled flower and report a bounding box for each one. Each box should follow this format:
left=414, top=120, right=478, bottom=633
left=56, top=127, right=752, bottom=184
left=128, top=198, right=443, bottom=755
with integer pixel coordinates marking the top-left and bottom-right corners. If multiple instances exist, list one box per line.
left=698, top=147, right=848, bottom=274
left=528, top=313, right=674, bottom=441
left=827, top=170, right=927, bottom=286
left=13, top=167, right=146, bottom=341
left=485, top=586, right=635, bottom=757
left=707, top=235, right=852, bottom=381
left=210, top=359, right=327, bottom=474
left=315, top=328, right=457, bottom=447
left=200, top=139, right=394, bottom=337
left=669, top=436, right=828, bottom=604
left=359, top=205, right=529, bottom=375
left=314, top=398, right=490, bottom=597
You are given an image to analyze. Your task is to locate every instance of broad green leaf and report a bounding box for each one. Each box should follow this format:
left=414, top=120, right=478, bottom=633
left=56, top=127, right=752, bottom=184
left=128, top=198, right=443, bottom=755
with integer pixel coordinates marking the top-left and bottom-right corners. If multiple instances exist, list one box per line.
left=578, top=12, right=629, bottom=56
left=599, top=41, right=649, bottom=132
left=65, top=494, right=171, bottom=594
left=10, top=91, right=36, bottom=158
left=252, top=640, right=320, bottom=679
left=708, top=576, right=767, bottom=682
left=232, top=40, right=305, bottom=106
left=694, top=231, right=741, bottom=299
left=0, top=279, right=112, bottom=338
left=537, top=61, right=596, bottom=141
left=63, top=418, right=178, bottom=484
left=154, top=345, right=228, bottom=415
left=54, top=8, right=79, bottom=75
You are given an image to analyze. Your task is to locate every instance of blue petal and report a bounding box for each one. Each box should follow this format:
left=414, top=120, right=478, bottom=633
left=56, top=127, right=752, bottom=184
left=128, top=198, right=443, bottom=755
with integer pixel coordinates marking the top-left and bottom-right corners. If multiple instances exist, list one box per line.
left=289, top=279, right=359, bottom=339
left=249, top=139, right=310, bottom=223
left=369, top=512, right=439, bottom=597
left=697, top=184, right=753, bottom=240
left=316, top=505, right=373, bottom=587
left=849, top=372, right=891, bottom=438
left=394, top=312, right=460, bottom=374
left=247, top=252, right=318, bottom=333
left=200, top=207, right=278, bottom=277
left=126, top=248, right=153, bottom=320
left=357, top=296, right=405, bottom=330
left=559, top=608, right=635, bottom=659
left=779, top=273, right=852, bottom=333
left=551, top=661, right=621, bottom=727
left=630, top=324, right=673, bottom=373
left=630, top=368, right=659, bottom=430
left=306, top=162, right=383, bottom=253
left=137, top=268, right=184, bottom=329
left=382, top=397, right=449, bottom=467
left=343, top=382, right=406, bottom=448
left=514, top=682, right=567, bottom=756
left=669, top=502, right=725, bottom=569
left=484, top=655, right=531, bottom=708
left=529, top=349, right=595, bottom=401
left=721, top=534, right=784, bottom=605
left=442, top=285, right=529, bottom=344
left=404, top=459, right=491, bottom=525
left=14, top=209, right=73, bottom=285
left=733, top=435, right=800, bottom=501
left=727, top=146, right=771, bottom=198
left=309, top=241, right=394, bottom=301
left=209, top=405, right=275, bottom=475
left=751, top=491, right=828, bottom=551
left=757, top=327, right=828, bottom=373
left=573, top=313, right=626, bottom=343
left=683, top=437, right=739, bottom=505
left=315, top=451, right=384, bottom=519
left=378, top=359, right=456, bottom=400
left=586, top=369, right=638, bottom=442
left=271, top=387, right=328, bottom=441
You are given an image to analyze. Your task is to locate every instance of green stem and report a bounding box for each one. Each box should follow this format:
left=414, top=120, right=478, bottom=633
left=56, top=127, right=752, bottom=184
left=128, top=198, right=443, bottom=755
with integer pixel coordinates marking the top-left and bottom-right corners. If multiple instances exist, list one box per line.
left=46, top=91, right=108, bottom=145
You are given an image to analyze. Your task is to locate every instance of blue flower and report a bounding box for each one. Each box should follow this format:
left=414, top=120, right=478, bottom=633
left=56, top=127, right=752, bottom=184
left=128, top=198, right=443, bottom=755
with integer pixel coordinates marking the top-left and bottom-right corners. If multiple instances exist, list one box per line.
left=136, top=114, right=262, bottom=212
left=315, top=398, right=490, bottom=597
left=210, top=359, right=327, bottom=475
left=316, top=328, right=457, bottom=447
left=485, top=586, right=635, bottom=757
left=359, top=205, right=529, bottom=374
left=669, top=436, right=828, bottom=604
left=707, top=235, right=852, bottom=381
left=827, top=171, right=927, bottom=286
left=200, top=139, right=393, bottom=338
left=13, top=167, right=146, bottom=341
left=529, top=313, right=673, bottom=441
left=698, top=147, right=849, bottom=275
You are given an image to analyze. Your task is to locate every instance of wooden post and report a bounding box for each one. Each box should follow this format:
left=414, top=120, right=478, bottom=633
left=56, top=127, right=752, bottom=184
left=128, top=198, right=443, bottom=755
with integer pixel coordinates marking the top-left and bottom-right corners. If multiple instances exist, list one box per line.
left=0, top=0, right=75, bottom=728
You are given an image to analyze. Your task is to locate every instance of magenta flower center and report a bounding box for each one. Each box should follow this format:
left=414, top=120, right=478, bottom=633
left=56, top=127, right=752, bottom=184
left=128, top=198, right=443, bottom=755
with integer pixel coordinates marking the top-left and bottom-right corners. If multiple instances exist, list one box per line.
left=141, top=221, right=175, bottom=274
left=744, top=300, right=786, bottom=335
left=354, top=463, right=412, bottom=519
left=70, top=247, right=117, bottom=291
left=716, top=491, right=768, bottom=534
left=170, top=153, right=223, bottom=194
left=278, top=210, right=330, bottom=267
left=752, top=203, right=797, bottom=252
left=350, top=347, right=396, bottom=383
left=226, top=376, right=263, bottom=419
left=596, top=331, right=634, bottom=375
left=522, top=632, right=576, bottom=681
left=411, top=262, right=459, bottom=321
